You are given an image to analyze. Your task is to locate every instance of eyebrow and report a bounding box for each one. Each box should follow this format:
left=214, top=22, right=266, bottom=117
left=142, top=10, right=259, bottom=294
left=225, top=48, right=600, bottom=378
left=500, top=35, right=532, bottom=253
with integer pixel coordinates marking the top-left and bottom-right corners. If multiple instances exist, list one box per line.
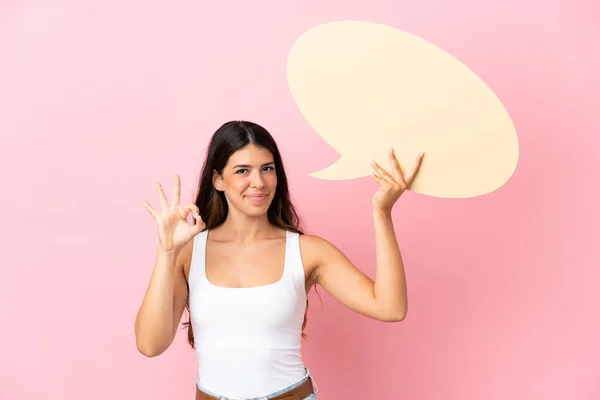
left=232, top=162, right=275, bottom=169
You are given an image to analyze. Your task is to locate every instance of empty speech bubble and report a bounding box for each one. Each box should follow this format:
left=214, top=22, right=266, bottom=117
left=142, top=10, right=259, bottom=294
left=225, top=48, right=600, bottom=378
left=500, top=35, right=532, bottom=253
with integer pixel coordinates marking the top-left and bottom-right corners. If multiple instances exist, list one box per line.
left=286, top=21, right=519, bottom=198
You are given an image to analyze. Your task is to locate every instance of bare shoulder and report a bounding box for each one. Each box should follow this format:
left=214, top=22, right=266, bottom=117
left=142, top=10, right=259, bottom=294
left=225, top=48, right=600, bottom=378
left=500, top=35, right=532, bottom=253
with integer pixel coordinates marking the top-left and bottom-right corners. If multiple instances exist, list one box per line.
left=299, top=234, right=344, bottom=281
left=299, top=233, right=331, bottom=256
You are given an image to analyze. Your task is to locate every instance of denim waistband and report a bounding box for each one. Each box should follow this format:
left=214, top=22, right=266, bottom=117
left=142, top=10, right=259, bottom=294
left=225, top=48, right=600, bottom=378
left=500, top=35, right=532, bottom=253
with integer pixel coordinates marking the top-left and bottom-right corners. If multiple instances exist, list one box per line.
left=195, top=367, right=318, bottom=400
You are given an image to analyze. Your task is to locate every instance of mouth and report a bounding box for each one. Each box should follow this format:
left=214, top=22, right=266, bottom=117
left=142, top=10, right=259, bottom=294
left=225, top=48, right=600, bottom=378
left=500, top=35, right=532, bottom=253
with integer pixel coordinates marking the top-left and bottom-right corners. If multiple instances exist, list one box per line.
left=245, top=193, right=269, bottom=201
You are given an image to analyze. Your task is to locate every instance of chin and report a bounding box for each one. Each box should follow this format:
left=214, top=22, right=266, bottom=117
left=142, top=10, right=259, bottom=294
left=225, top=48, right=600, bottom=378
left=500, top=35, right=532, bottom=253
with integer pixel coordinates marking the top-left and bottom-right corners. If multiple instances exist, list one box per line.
left=236, top=194, right=273, bottom=215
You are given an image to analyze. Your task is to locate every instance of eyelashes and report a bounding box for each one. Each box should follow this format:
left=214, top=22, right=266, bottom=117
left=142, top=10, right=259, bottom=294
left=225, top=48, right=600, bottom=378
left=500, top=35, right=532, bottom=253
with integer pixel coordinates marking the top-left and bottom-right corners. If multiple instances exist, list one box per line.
left=235, top=166, right=275, bottom=174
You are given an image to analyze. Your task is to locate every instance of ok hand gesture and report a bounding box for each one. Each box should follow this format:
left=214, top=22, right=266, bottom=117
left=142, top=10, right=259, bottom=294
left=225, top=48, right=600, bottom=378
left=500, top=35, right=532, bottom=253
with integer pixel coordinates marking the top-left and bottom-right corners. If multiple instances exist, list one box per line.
left=141, top=174, right=206, bottom=253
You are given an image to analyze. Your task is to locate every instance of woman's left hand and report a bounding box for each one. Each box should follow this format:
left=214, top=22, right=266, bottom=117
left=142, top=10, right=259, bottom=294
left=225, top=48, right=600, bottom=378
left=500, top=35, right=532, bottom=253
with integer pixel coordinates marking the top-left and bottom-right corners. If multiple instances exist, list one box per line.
left=370, top=147, right=425, bottom=214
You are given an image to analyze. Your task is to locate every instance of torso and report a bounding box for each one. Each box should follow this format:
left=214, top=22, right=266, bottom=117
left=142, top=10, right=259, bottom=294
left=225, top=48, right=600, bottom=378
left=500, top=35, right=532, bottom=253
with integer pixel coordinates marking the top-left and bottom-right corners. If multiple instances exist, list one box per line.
left=186, top=227, right=316, bottom=398
left=181, top=227, right=319, bottom=293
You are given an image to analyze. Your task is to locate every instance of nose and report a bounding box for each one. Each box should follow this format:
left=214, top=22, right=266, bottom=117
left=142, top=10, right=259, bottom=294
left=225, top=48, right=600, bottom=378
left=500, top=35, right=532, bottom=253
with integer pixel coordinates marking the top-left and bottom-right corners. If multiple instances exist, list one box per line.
left=251, top=170, right=265, bottom=189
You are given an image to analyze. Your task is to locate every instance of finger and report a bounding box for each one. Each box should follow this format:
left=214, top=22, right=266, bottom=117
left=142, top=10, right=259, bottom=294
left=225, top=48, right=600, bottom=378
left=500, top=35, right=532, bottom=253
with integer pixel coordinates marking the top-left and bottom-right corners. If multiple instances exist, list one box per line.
left=371, top=160, right=395, bottom=186
left=171, top=174, right=181, bottom=208
left=178, top=205, right=192, bottom=222
left=156, top=182, right=169, bottom=210
left=370, top=171, right=386, bottom=186
left=189, top=203, right=201, bottom=219
left=190, top=214, right=206, bottom=235
left=179, top=203, right=201, bottom=221
left=371, top=170, right=394, bottom=190
left=405, top=152, right=425, bottom=187
left=180, top=203, right=205, bottom=235
left=141, top=199, right=159, bottom=220
left=388, top=147, right=407, bottom=186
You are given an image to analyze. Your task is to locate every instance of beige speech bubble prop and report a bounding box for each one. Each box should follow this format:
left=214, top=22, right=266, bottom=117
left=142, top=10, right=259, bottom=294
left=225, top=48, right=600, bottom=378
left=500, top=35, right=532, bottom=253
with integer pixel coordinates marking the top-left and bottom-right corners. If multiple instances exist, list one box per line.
left=287, top=21, right=519, bottom=198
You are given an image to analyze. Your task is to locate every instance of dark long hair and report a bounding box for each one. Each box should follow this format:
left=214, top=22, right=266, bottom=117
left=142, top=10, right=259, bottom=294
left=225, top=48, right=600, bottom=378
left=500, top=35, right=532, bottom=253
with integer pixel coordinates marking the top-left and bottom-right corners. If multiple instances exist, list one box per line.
left=182, top=120, right=312, bottom=348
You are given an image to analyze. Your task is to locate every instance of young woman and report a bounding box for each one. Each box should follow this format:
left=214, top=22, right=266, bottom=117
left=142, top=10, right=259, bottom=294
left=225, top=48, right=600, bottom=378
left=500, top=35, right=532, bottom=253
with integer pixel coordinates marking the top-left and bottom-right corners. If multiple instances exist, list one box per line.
left=135, top=120, right=424, bottom=400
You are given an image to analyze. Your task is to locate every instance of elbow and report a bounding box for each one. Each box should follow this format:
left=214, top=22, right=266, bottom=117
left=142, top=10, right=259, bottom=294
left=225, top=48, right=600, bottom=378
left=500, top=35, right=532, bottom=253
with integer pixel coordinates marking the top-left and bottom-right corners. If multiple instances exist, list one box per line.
left=385, top=313, right=406, bottom=323
left=137, top=344, right=158, bottom=358
left=379, top=308, right=407, bottom=322
left=135, top=319, right=171, bottom=357
left=135, top=334, right=167, bottom=358
left=136, top=341, right=165, bottom=358
left=393, top=310, right=407, bottom=322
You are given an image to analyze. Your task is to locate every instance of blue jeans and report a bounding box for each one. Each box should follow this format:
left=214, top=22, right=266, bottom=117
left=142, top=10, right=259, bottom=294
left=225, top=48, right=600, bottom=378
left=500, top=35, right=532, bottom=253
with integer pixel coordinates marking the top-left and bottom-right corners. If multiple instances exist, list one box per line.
left=195, top=368, right=318, bottom=400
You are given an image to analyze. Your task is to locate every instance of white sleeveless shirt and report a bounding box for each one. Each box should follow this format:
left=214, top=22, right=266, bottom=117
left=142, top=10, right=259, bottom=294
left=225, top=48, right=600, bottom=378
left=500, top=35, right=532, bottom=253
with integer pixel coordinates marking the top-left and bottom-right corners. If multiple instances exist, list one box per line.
left=188, top=229, right=308, bottom=398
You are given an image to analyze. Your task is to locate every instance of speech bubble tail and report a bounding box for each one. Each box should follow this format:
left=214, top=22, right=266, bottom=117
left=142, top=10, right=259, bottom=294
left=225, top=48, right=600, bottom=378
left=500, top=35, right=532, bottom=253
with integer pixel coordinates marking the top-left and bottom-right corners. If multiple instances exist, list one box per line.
left=308, top=157, right=367, bottom=181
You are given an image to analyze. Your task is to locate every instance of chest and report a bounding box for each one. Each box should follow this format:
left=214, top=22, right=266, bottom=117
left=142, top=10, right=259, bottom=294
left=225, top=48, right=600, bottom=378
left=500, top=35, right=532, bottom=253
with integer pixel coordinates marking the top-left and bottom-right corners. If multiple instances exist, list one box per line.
left=187, top=234, right=309, bottom=330
left=205, top=238, right=287, bottom=289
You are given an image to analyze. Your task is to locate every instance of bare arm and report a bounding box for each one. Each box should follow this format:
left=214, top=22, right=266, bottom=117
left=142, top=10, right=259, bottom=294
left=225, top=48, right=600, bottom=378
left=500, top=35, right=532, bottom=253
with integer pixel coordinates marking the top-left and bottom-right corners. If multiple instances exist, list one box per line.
left=135, top=174, right=204, bottom=357
left=371, top=209, right=407, bottom=320
left=134, top=247, right=189, bottom=357
left=307, top=148, right=423, bottom=322
left=303, top=229, right=406, bottom=322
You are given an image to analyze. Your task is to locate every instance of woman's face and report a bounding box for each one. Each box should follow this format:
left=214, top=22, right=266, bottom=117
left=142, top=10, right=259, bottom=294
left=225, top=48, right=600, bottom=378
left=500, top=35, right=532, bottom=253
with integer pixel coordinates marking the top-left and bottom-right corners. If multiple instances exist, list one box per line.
left=213, top=144, right=278, bottom=217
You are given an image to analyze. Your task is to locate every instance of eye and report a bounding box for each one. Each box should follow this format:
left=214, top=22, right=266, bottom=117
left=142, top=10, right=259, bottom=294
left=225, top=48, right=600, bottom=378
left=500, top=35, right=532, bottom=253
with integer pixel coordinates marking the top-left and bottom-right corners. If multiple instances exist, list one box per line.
left=263, top=166, right=275, bottom=171
left=235, top=169, right=248, bottom=174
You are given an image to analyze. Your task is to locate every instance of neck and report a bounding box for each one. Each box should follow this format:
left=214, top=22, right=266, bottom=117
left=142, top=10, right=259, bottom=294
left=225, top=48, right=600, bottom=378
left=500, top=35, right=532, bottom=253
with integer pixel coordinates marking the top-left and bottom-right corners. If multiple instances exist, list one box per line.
left=214, top=208, right=275, bottom=245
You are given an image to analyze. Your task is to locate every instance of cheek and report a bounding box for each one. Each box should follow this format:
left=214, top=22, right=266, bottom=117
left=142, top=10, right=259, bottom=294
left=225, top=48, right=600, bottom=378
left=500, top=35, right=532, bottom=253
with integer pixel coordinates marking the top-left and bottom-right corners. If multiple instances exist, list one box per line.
left=221, top=176, right=246, bottom=197
left=231, top=179, right=249, bottom=193
left=268, top=174, right=278, bottom=187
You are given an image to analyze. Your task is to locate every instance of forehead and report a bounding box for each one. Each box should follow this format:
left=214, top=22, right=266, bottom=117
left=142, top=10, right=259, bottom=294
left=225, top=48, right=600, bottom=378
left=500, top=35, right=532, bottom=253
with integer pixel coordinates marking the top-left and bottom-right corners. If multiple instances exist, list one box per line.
left=226, top=144, right=274, bottom=166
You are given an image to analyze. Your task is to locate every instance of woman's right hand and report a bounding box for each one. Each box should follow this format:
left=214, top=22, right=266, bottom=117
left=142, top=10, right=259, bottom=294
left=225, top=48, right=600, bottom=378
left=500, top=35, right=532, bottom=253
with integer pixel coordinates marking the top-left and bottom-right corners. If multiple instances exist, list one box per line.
left=141, top=174, right=206, bottom=253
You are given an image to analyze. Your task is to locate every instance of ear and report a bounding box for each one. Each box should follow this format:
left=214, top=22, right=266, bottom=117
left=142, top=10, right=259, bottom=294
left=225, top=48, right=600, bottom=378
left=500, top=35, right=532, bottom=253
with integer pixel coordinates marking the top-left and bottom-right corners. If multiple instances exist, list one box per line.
left=212, top=170, right=223, bottom=191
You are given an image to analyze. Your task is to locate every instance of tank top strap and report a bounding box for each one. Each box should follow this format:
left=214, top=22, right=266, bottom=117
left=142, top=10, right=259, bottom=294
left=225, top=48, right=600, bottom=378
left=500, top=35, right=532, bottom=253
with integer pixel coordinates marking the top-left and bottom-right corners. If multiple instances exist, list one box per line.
left=188, top=229, right=209, bottom=288
left=284, top=231, right=306, bottom=290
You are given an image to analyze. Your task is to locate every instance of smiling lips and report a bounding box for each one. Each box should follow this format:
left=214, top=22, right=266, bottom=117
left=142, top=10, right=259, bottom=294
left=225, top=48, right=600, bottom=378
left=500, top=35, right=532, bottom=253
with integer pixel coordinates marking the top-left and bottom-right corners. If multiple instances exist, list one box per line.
left=245, top=193, right=269, bottom=201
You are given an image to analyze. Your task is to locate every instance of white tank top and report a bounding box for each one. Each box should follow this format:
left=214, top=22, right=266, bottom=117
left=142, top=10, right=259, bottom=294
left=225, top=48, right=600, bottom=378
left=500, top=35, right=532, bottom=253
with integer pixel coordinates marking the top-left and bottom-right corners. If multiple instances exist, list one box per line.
left=188, top=229, right=308, bottom=398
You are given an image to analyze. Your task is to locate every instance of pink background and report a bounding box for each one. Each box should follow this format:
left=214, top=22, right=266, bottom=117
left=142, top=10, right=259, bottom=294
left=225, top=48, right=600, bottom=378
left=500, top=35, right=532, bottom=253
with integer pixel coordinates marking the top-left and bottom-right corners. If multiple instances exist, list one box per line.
left=1, top=1, right=599, bottom=399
